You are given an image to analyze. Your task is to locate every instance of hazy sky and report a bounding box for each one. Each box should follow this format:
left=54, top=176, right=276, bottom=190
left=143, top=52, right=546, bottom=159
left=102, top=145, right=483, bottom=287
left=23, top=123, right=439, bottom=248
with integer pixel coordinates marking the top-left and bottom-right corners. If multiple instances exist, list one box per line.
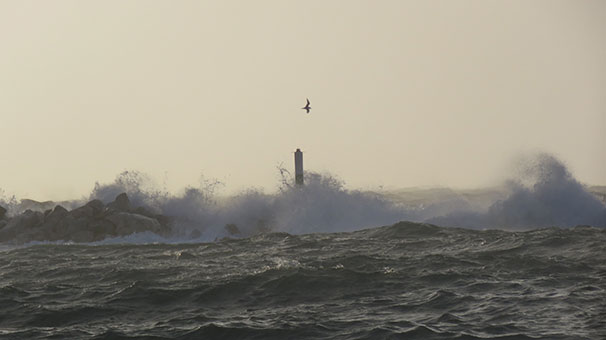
left=1, top=0, right=604, bottom=201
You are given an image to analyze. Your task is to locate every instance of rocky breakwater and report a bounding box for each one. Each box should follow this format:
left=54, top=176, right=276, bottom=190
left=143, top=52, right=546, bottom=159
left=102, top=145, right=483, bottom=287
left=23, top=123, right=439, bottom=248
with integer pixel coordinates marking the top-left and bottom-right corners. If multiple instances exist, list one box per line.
left=0, top=193, right=171, bottom=244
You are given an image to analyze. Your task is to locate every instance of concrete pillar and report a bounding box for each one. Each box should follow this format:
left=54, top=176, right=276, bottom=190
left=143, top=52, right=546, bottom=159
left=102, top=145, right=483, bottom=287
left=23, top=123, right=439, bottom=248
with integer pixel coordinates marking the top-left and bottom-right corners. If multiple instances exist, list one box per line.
left=294, top=148, right=304, bottom=186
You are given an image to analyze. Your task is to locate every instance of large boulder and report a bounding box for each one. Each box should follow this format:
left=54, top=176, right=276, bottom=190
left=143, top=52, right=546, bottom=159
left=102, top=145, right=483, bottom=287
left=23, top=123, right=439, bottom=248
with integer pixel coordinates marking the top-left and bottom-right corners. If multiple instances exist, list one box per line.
left=86, top=199, right=105, bottom=215
left=51, top=215, right=86, bottom=240
left=70, top=230, right=95, bottom=243
left=105, top=212, right=164, bottom=236
left=107, top=193, right=131, bottom=212
left=36, top=205, right=73, bottom=240
left=0, top=210, right=45, bottom=242
left=19, top=199, right=56, bottom=212
left=44, top=205, right=69, bottom=226
left=225, top=223, right=241, bottom=235
left=154, top=214, right=173, bottom=229
left=86, top=219, right=116, bottom=238
left=70, top=199, right=105, bottom=219
left=5, top=210, right=44, bottom=231
left=133, top=206, right=154, bottom=218
left=0, top=206, right=7, bottom=233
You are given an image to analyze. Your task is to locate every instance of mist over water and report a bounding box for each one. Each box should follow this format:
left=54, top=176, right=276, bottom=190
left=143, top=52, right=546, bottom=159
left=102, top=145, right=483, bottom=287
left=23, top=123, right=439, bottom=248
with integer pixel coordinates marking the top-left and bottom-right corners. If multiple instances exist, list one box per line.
left=86, top=170, right=411, bottom=241
left=1, top=153, right=604, bottom=244
left=428, top=153, right=606, bottom=229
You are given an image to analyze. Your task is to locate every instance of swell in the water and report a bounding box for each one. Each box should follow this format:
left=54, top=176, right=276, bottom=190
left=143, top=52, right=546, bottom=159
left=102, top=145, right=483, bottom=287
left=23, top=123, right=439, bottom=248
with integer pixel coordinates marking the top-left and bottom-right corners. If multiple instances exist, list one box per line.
left=1, top=153, right=604, bottom=243
left=1, top=223, right=605, bottom=339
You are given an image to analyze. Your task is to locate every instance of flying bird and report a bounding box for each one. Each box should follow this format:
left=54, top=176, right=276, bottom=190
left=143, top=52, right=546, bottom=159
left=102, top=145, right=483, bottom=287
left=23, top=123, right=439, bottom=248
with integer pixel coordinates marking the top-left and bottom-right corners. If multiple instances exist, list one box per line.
left=302, top=98, right=311, bottom=113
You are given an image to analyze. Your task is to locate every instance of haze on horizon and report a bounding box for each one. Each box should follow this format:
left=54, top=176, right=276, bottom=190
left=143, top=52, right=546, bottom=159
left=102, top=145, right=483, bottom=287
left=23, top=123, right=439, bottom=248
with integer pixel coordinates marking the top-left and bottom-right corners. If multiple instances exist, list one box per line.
left=1, top=0, right=604, bottom=201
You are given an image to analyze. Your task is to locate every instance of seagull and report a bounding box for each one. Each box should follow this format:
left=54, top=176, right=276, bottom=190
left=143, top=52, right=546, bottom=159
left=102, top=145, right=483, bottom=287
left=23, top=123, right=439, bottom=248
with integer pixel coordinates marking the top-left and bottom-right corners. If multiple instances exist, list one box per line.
left=302, top=98, right=311, bottom=113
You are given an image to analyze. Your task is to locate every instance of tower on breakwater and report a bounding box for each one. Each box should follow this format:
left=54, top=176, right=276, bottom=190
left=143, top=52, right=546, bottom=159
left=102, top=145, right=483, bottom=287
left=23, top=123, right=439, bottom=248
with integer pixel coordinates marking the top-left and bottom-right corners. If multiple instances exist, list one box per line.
left=294, top=148, right=304, bottom=186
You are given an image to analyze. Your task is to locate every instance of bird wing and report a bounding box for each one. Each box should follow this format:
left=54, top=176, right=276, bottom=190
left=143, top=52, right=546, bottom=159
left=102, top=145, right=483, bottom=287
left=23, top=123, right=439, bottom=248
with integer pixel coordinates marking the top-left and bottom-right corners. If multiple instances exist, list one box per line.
left=306, top=98, right=310, bottom=106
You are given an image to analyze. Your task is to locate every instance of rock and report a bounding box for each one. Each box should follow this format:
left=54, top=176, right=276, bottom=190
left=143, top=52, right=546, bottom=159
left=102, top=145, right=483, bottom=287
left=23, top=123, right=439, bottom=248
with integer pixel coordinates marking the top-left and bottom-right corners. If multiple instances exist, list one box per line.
left=6, top=210, right=44, bottom=231
left=225, top=223, right=241, bottom=235
left=35, top=205, right=70, bottom=239
left=0, top=193, right=174, bottom=243
left=70, top=200, right=106, bottom=219
left=45, top=205, right=68, bottom=223
left=154, top=214, right=173, bottom=229
left=0, top=210, right=44, bottom=242
left=105, top=212, right=163, bottom=235
left=57, top=216, right=87, bottom=240
left=87, top=219, right=116, bottom=238
left=69, top=205, right=94, bottom=219
left=71, top=230, right=95, bottom=243
left=133, top=206, right=154, bottom=218
left=85, top=199, right=105, bottom=214
left=107, top=193, right=131, bottom=212
left=19, top=199, right=56, bottom=212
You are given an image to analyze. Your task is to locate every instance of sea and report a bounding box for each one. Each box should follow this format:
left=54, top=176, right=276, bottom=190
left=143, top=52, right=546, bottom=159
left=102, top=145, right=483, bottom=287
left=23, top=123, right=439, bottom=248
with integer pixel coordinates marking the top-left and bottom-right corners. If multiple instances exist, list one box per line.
left=1, top=154, right=605, bottom=339
left=0, top=223, right=605, bottom=340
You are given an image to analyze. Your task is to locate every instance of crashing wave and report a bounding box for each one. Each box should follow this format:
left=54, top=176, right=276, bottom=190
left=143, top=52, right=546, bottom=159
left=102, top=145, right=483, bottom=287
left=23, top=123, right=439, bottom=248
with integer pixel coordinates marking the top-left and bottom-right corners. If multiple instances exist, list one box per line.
left=1, top=153, right=604, bottom=244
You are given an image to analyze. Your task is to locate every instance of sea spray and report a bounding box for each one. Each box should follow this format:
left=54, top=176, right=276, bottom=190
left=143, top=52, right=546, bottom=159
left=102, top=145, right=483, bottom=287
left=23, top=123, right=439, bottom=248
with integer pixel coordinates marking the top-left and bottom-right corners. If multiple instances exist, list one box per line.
left=86, top=170, right=412, bottom=240
left=429, top=153, right=606, bottom=228
left=1, top=153, right=604, bottom=245
left=84, top=153, right=605, bottom=240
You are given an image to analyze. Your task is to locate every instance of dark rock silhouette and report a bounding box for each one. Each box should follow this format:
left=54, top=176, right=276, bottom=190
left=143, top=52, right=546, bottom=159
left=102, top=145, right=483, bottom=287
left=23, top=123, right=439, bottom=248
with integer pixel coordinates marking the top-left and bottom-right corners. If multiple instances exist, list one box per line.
left=107, top=193, right=131, bottom=212
left=0, top=193, right=172, bottom=244
left=19, top=199, right=56, bottom=212
left=225, top=223, right=241, bottom=235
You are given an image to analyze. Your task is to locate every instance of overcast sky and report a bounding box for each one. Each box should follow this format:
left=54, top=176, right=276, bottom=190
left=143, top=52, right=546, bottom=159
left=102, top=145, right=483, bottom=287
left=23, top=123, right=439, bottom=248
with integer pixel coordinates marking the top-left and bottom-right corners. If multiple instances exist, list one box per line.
left=1, top=0, right=604, bottom=200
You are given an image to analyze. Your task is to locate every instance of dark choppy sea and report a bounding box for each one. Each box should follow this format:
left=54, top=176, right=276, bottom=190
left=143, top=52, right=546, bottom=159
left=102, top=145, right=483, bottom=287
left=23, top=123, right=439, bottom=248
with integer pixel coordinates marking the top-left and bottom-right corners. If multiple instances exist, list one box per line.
left=1, top=222, right=605, bottom=339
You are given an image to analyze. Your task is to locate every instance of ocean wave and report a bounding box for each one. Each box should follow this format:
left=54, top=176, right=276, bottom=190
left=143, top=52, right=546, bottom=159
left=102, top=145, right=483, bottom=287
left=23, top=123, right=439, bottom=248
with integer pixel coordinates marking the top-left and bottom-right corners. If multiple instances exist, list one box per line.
left=1, top=224, right=604, bottom=339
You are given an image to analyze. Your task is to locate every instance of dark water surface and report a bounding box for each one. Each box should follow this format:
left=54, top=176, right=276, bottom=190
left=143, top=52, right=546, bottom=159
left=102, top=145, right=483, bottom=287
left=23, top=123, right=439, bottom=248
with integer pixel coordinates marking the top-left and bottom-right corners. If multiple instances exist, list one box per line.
left=1, top=222, right=605, bottom=339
